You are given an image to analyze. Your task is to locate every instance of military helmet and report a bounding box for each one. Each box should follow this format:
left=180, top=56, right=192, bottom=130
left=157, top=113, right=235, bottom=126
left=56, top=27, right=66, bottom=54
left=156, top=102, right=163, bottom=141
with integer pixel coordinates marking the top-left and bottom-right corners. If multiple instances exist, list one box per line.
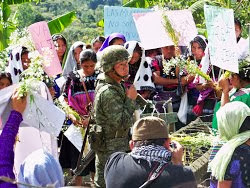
left=101, top=45, right=129, bottom=73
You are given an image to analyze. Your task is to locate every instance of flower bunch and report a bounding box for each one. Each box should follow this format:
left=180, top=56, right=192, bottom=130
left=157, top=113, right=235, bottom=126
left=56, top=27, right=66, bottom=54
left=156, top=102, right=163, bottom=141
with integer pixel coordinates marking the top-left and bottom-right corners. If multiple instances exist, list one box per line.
left=9, top=28, right=53, bottom=98
left=9, top=28, right=35, bottom=52
left=162, top=56, right=188, bottom=76
left=0, top=50, right=9, bottom=73
left=162, top=57, right=212, bottom=82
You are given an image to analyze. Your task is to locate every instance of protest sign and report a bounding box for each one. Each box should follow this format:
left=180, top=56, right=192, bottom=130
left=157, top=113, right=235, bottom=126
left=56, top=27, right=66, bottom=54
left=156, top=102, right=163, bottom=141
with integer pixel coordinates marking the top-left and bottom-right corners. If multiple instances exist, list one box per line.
left=204, top=5, right=238, bottom=73
left=28, top=21, right=62, bottom=76
left=104, top=6, right=151, bottom=41
left=0, top=83, right=65, bottom=137
left=133, top=10, right=197, bottom=50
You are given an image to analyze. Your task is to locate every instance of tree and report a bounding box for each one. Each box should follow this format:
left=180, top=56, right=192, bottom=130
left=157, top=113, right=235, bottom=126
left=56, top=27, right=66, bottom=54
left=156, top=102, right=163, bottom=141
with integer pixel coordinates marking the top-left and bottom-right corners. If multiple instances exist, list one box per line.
left=88, top=0, right=121, bottom=9
left=16, top=3, right=45, bottom=28
left=0, top=0, right=40, bottom=50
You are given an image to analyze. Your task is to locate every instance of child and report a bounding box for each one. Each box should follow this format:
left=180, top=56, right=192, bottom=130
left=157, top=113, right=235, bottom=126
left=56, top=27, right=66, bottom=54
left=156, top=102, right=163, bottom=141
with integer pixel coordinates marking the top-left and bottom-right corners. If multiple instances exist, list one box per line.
left=0, top=73, right=12, bottom=90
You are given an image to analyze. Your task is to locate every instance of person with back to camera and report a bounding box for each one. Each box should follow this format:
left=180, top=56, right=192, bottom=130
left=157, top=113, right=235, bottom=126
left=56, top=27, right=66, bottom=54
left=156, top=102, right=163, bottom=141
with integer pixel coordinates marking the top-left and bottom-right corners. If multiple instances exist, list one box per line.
left=209, top=101, right=250, bottom=188
left=104, top=116, right=197, bottom=188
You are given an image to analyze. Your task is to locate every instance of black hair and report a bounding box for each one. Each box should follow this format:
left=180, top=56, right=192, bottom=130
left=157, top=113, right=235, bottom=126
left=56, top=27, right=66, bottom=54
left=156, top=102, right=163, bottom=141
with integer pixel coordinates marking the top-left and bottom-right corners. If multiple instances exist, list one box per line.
left=86, top=44, right=92, bottom=49
left=52, top=34, right=67, bottom=45
left=238, top=66, right=250, bottom=82
left=134, top=43, right=142, bottom=56
left=234, top=18, right=242, bottom=29
left=91, top=36, right=105, bottom=46
left=21, top=47, right=29, bottom=56
left=239, top=116, right=250, bottom=133
left=73, top=45, right=84, bottom=53
left=133, top=138, right=167, bottom=147
left=0, top=72, right=12, bottom=85
left=80, top=49, right=97, bottom=64
left=109, top=37, right=124, bottom=45
left=191, top=36, right=208, bottom=51
left=145, top=48, right=160, bottom=57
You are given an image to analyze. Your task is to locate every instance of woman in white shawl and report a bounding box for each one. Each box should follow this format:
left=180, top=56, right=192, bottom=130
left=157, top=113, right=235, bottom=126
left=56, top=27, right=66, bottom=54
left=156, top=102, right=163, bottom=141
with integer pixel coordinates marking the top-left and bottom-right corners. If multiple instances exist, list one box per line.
left=124, top=41, right=155, bottom=99
left=6, top=46, right=30, bottom=84
left=209, top=101, right=250, bottom=188
left=62, top=41, right=86, bottom=78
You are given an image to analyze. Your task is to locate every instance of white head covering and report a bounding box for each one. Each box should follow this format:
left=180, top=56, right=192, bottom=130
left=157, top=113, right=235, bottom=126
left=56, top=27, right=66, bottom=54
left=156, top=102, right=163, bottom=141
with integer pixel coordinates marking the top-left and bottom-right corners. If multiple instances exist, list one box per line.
left=124, top=41, right=155, bottom=91
left=190, top=35, right=211, bottom=84
left=237, top=37, right=249, bottom=60
left=62, top=41, right=86, bottom=78
left=5, top=46, right=24, bottom=84
left=209, top=101, right=250, bottom=181
left=18, top=149, right=64, bottom=188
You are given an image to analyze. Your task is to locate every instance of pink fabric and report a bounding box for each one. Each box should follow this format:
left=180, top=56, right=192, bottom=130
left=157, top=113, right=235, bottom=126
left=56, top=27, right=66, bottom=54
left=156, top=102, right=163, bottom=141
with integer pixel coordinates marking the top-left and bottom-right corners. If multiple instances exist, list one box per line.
left=68, top=87, right=95, bottom=116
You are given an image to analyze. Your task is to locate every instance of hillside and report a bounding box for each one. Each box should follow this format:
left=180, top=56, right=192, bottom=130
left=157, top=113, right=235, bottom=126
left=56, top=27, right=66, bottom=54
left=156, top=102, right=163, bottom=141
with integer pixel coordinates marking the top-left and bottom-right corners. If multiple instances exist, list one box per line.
left=15, top=0, right=122, bottom=45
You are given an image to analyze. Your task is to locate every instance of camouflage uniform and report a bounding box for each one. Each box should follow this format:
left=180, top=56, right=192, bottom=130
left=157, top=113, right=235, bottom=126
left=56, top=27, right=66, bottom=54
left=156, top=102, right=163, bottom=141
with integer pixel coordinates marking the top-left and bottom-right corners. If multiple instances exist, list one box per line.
left=93, top=73, right=137, bottom=187
left=90, top=46, right=137, bottom=187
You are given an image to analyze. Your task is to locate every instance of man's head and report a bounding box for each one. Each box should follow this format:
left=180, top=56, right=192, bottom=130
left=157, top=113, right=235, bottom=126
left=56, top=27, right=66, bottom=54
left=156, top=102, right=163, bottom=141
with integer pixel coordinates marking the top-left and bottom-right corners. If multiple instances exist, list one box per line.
left=130, top=116, right=170, bottom=149
left=101, top=45, right=129, bottom=80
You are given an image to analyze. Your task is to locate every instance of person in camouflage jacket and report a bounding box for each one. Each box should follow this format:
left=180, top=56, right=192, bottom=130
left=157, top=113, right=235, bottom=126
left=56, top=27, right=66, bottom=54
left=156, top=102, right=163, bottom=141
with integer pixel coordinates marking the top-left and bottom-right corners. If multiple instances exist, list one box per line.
left=90, top=45, right=138, bottom=187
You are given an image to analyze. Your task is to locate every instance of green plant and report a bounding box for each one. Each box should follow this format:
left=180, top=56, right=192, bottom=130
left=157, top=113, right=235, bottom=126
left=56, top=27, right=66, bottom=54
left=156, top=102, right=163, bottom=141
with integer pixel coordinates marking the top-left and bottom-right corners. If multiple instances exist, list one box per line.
left=171, top=132, right=213, bottom=165
left=0, top=0, right=40, bottom=51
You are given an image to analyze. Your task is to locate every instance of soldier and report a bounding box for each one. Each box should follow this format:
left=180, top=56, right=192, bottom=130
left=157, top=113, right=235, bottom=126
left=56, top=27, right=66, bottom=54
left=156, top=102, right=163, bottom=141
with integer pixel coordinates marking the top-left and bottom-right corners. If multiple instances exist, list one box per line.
left=89, top=45, right=139, bottom=187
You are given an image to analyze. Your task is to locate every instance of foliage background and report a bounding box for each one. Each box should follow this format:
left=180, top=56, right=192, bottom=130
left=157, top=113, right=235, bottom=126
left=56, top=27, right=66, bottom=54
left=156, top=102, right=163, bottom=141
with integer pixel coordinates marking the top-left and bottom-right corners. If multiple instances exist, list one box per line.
left=8, top=0, right=250, bottom=47
left=14, top=0, right=122, bottom=46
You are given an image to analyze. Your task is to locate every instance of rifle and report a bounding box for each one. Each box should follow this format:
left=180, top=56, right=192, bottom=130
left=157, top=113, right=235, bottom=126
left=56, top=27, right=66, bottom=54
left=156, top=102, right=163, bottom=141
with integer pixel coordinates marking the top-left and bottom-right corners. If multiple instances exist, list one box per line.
left=68, top=78, right=96, bottom=185
left=73, top=114, right=95, bottom=177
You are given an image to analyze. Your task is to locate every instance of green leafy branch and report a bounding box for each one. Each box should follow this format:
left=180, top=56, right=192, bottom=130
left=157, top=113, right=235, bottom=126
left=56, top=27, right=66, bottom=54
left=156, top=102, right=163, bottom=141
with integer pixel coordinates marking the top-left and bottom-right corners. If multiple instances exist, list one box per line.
left=162, top=11, right=180, bottom=46
left=186, top=60, right=212, bottom=81
left=8, top=28, right=53, bottom=99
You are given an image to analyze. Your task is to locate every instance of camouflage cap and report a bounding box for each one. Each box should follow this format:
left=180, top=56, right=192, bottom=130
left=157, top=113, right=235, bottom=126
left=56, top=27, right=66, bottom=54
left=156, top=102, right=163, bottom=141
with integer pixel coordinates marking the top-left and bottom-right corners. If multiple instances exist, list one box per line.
left=132, top=116, right=169, bottom=141
left=101, top=45, right=129, bottom=73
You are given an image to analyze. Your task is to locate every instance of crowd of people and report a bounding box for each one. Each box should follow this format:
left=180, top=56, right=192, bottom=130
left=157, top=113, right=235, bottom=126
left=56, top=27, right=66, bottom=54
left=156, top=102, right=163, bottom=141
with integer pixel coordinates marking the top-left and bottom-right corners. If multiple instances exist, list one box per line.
left=0, top=17, right=249, bottom=188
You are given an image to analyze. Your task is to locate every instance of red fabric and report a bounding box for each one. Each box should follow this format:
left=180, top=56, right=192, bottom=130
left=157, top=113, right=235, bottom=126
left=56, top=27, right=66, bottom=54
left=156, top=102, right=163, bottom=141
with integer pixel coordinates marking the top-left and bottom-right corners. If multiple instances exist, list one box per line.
left=192, top=101, right=205, bottom=116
